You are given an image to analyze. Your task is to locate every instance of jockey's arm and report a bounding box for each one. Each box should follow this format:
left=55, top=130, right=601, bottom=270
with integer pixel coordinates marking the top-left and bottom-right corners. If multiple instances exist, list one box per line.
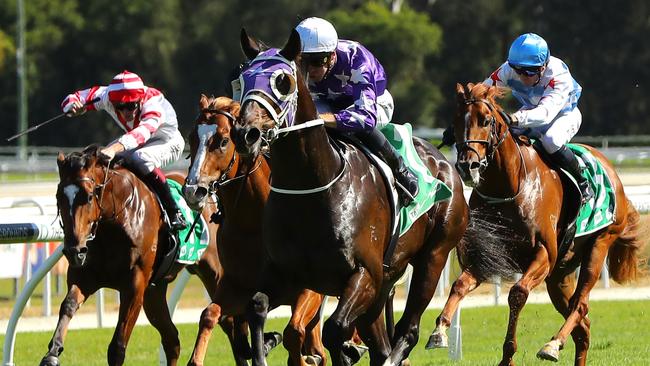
left=319, top=112, right=338, bottom=128
left=512, top=78, right=571, bottom=128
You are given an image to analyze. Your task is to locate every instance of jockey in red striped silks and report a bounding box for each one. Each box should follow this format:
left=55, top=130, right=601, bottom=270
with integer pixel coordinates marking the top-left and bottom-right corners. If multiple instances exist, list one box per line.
left=61, top=70, right=187, bottom=230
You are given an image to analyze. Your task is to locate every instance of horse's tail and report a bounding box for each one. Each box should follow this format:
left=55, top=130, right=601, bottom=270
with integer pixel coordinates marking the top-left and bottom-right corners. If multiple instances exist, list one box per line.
left=456, top=209, right=523, bottom=283
left=607, top=200, right=647, bottom=283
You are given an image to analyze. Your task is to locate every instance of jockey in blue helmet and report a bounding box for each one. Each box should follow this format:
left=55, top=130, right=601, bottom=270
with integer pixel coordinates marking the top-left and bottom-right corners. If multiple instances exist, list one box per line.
left=484, top=33, right=593, bottom=203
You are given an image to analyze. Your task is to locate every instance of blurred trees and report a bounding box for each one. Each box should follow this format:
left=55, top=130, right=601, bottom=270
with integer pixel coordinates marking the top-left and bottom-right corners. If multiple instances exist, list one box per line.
left=0, top=0, right=648, bottom=147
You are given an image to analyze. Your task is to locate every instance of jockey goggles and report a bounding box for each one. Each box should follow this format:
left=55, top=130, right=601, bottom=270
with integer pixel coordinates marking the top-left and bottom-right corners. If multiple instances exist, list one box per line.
left=509, top=63, right=542, bottom=77
left=302, top=52, right=332, bottom=68
left=114, top=101, right=140, bottom=111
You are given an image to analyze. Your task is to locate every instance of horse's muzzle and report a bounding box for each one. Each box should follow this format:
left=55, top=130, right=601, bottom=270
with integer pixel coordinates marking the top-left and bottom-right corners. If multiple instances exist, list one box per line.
left=455, top=160, right=482, bottom=187
left=182, top=183, right=208, bottom=211
left=232, top=125, right=261, bottom=157
left=62, top=246, right=88, bottom=267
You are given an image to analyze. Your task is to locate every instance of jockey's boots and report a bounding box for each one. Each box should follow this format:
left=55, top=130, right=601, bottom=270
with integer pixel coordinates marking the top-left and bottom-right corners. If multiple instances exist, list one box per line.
left=359, top=129, right=419, bottom=207
left=551, top=145, right=594, bottom=204
left=142, top=168, right=188, bottom=231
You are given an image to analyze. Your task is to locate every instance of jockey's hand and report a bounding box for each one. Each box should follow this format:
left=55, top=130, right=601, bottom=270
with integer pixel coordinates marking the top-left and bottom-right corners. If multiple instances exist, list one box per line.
left=99, top=143, right=125, bottom=162
left=63, top=100, right=86, bottom=117
left=318, top=113, right=337, bottom=128
left=507, top=113, right=519, bottom=127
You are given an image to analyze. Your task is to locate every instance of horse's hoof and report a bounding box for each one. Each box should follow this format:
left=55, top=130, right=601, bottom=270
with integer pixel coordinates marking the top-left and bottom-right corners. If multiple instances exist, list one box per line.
left=425, top=331, right=448, bottom=349
left=262, top=331, right=283, bottom=355
left=39, top=355, right=60, bottom=366
left=536, top=341, right=560, bottom=362
left=342, top=341, right=368, bottom=363
left=303, top=354, right=323, bottom=365
left=401, top=359, right=411, bottom=366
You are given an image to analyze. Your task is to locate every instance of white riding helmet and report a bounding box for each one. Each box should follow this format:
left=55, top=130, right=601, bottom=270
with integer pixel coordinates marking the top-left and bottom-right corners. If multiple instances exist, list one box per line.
left=295, top=17, right=338, bottom=53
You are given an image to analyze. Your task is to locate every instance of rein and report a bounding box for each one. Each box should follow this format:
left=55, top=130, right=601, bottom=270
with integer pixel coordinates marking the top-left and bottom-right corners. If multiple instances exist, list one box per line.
left=461, top=97, right=527, bottom=204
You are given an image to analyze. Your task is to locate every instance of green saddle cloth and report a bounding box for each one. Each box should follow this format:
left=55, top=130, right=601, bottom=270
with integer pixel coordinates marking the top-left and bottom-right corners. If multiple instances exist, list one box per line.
left=567, top=144, right=616, bottom=236
left=167, top=179, right=209, bottom=263
left=379, top=123, right=453, bottom=236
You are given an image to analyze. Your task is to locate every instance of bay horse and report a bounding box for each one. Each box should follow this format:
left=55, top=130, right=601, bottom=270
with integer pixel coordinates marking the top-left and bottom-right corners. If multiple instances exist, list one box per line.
left=43, top=145, right=243, bottom=366
left=182, top=95, right=331, bottom=366
left=428, top=83, right=645, bottom=366
left=230, top=29, right=469, bottom=366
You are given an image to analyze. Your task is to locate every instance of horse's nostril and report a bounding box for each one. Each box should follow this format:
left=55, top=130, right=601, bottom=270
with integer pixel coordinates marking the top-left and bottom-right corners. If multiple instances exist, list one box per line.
left=244, top=128, right=261, bottom=146
left=469, top=161, right=482, bottom=171
left=196, top=186, right=208, bottom=199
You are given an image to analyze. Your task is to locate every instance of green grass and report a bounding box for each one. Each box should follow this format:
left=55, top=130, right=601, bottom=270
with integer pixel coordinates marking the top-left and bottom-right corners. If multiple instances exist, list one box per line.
left=2, top=300, right=649, bottom=365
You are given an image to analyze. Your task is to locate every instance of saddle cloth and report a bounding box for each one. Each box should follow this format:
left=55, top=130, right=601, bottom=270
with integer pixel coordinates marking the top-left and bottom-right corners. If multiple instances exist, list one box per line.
left=378, top=123, right=452, bottom=236
left=167, top=179, right=210, bottom=263
left=565, top=144, right=616, bottom=236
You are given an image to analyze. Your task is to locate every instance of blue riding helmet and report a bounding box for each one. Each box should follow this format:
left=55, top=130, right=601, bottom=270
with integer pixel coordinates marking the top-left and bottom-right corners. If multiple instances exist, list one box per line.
left=507, top=33, right=549, bottom=68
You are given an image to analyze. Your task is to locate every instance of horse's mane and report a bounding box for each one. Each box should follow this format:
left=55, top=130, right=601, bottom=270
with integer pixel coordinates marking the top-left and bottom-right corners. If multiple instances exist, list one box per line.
left=207, top=96, right=241, bottom=118
left=60, top=144, right=102, bottom=173
left=466, top=83, right=507, bottom=110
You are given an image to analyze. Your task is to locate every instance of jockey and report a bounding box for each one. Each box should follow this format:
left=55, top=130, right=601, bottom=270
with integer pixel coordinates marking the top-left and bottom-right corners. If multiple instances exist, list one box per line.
left=295, top=17, right=419, bottom=206
left=483, top=33, right=594, bottom=203
left=61, top=70, right=188, bottom=231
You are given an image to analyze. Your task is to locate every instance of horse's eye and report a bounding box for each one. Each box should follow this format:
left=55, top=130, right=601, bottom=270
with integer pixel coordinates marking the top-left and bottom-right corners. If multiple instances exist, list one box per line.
left=220, top=138, right=230, bottom=150
left=87, top=194, right=93, bottom=204
left=275, top=73, right=294, bottom=96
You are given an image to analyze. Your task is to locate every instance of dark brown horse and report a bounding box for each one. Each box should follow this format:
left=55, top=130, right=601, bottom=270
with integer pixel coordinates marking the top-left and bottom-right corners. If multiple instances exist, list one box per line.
left=230, top=29, right=469, bottom=366
left=42, top=145, right=240, bottom=366
left=428, top=83, right=645, bottom=366
left=182, top=95, right=330, bottom=366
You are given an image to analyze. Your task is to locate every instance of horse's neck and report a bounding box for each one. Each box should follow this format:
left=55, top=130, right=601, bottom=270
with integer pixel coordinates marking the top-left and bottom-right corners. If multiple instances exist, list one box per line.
left=270, top=125, right=341, bottom=187
left=219, top=153, right=270, bottom=210
left=482, top=135, right=527, bottom=196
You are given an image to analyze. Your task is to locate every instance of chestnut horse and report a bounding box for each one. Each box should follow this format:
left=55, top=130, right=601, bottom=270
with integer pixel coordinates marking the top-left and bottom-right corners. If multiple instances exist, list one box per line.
left=428, top=83, right=645, bottom=366
left=182, top=95, right=331, bottom=366
left=231, top=29, right=469, bottom=366
left=43, top=145, right=242, bottom=366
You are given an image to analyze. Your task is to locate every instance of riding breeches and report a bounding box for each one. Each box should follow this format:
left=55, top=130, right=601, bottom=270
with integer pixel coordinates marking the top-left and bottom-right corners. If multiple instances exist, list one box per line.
left=520, top=108, right=582, bottom=154
left=116, top=130, right=184, bottom=176
left=314, top=90, right=395, bottom=128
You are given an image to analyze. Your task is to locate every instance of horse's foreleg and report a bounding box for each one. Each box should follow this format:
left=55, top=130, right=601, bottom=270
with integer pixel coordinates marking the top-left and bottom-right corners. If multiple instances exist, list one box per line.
left=543, top=273, right=590, bottom=366
left=538, top=234, right=614, bottom=365
left=354, top=309, right=391, bottom=366
left=500, top=246, right=549, bottom=366
left=324, top=267, right=385, bottom=366
left=108, top=271, right=147, bottom=366
left=427, top=269, right=480, bottom=350
left=39, top=283, right=91, bottom=366
left=143, top=283, right=180, bottom=366
left=284, top=290, right=325, bottom=366
left=187, top=302, right=224, bottom=366
left=386, top=246, right=450, bottom=366
left=246, top=291, right=271, bottom=366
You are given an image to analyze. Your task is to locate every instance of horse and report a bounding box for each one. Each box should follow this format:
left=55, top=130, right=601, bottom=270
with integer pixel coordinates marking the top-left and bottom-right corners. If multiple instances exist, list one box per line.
left=43, top=145, right=243, bottom=366
left=230, top=28, right=469, bottom=366
left=182, top=95, right=332, bottom=366
left=427, top=83, right=645, bottom=366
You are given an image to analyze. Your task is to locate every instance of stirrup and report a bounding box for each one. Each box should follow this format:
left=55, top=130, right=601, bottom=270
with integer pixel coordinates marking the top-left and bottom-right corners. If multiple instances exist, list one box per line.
left=579, top=182, right=594, bottom=204
left=169, top=211, right=187, bottom=231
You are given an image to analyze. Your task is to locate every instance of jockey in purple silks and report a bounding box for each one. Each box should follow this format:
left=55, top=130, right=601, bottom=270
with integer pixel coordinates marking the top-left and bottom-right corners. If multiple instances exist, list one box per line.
left=295, top=17, right=419, bottom=206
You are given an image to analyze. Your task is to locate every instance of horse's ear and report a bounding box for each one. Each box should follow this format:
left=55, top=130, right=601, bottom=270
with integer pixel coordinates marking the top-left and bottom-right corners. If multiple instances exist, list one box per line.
left=57, top=152, right=65, bottom=167
left=240, top=28, right=260, bottom=60
left=279, top=29, right=301, bottom=62
left=456, top=83, right=466, bottom=104
left=200, top=94, right=209, bottom=109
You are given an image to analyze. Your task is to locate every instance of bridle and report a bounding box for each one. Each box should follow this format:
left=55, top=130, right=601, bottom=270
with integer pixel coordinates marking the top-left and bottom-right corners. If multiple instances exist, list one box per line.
left=458, top=97, right=527, bottom=204
left=191, top=108, right=264, bottom=196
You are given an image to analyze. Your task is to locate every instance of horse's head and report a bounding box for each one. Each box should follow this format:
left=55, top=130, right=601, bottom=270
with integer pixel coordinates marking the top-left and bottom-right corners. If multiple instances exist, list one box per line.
left=232, top=28, right=313, bottom=158
left=56, top=145, right=108, bottom=267
left=183, top=95, right=240, bottom=210
left=453, top=83, right=510, bottom=187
